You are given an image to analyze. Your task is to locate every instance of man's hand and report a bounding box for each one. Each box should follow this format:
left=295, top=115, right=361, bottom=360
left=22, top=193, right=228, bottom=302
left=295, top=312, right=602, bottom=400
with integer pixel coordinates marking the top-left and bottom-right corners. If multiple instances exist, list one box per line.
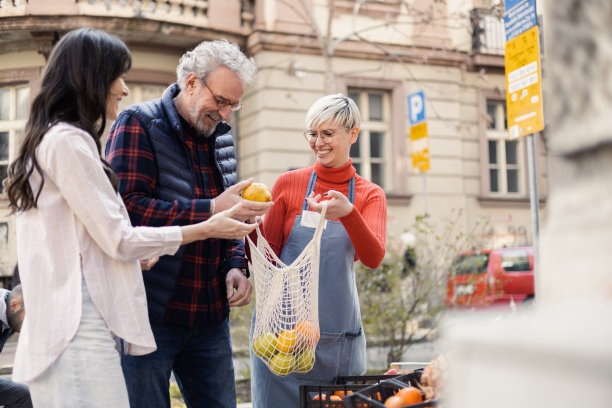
left=214, top=179, right=274, bottom=222
left=305, top=190, right=353, bottom=219
left=226, top=268, right=252, bottom=307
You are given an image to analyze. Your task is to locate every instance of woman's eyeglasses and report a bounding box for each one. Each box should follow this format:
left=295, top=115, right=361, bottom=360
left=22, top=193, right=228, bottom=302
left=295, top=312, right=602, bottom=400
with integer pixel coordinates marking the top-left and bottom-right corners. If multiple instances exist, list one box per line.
left=302, top=128, right=349, bottom=144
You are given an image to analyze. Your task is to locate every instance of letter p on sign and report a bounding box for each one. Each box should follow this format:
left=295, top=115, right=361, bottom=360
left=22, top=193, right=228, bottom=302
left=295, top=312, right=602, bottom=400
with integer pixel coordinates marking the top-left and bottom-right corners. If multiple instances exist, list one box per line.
left=408, top=91, right=426, bottom=125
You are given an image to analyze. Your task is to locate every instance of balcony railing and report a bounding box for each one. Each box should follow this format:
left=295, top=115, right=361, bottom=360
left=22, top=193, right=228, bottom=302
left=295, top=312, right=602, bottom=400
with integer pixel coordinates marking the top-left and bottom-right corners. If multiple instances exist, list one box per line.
left=471, top=7, right=505, bottom=55
left=1, top=0, right=211, bottom=29
left=77, top=0, right=209, bottom=27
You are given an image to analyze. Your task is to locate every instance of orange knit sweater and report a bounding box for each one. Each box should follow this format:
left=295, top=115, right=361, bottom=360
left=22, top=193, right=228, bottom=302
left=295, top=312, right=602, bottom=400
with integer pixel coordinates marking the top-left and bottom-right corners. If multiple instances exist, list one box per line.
left=255, top=160, right=387, bottom=269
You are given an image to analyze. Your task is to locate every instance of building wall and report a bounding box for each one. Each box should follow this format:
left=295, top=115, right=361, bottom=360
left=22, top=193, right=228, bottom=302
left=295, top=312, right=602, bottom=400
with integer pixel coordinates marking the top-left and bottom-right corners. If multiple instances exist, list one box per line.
left=0, top=0, right=548, bottom=282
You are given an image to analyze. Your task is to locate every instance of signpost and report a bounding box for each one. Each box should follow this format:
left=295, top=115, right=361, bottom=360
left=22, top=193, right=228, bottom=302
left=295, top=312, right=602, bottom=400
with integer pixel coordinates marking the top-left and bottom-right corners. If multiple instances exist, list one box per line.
left=407, top=91, right=430, bottom=213
left=505, top=25, right=544, bottom=140
left=503, top=0, right=537, bottom=41
left=504, top=0, right=543, bottom=298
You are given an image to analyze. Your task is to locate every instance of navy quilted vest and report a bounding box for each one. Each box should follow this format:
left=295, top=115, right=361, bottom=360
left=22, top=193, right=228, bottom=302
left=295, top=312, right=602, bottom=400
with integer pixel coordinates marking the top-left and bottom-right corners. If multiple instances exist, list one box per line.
left=122, top=84, right=238, bottom=323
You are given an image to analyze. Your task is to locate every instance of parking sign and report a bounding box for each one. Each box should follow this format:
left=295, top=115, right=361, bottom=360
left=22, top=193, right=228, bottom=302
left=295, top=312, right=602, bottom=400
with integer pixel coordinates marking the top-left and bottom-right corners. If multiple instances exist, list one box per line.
left=407, top=91, right=426, bottom=125
left=407, top=91, right=429, bottom=172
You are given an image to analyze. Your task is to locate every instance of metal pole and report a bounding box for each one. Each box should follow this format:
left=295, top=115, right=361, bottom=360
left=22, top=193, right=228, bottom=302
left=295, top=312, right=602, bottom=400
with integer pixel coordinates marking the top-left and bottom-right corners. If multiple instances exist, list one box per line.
left=422, top=172, right=429, bottom=215
left=526, top=132, right=540, bottom=297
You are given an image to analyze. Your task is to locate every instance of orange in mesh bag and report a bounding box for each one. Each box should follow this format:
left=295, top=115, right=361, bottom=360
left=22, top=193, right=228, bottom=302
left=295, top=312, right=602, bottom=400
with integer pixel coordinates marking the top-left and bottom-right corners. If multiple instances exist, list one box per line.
left=247, top=203, right=327, bottom=376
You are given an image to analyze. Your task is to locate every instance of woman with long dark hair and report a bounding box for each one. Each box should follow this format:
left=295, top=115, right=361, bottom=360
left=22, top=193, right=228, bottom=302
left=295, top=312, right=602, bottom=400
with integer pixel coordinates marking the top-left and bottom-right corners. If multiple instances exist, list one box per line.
left=4, top=27, right=263, bottom=407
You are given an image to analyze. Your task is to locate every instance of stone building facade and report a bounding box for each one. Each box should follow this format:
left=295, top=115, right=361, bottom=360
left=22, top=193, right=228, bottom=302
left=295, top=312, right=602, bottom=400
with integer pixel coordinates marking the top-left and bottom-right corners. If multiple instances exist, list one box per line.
left=0, top=0, right=547, bottom=283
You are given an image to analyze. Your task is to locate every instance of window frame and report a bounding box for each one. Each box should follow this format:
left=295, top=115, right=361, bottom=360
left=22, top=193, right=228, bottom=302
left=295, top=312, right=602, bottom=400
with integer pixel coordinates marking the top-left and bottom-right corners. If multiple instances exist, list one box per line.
left=0, top=84, right=31, bottom=196
left=347, top=89, right=391, bottom=189
left=478, top=90, right=529, bottom=200
left=337, top=76, right=408, bottom=198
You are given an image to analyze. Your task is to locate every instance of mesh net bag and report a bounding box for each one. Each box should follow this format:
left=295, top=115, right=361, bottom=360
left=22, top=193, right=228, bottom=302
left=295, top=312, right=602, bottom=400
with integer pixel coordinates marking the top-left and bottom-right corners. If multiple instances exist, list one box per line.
left=247, top=203, right=328, bottom=376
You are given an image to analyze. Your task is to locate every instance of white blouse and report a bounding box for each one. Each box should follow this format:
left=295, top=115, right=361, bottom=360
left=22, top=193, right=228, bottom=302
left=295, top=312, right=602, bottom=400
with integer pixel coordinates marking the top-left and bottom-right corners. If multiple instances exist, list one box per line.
left=13, top=123, right=182, bottom=382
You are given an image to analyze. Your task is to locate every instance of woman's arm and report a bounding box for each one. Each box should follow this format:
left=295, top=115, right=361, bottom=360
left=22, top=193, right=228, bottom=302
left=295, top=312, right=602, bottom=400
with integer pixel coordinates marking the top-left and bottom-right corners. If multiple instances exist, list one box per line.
left=41, top=126, right=256, bottom=262
left=306, top=186, right=387, bottom=269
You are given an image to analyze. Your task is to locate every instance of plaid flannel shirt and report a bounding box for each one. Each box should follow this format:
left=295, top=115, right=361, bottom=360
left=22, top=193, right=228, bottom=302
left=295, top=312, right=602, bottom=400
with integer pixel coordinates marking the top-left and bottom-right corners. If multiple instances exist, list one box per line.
left=106, top=113, right=246, bottom=326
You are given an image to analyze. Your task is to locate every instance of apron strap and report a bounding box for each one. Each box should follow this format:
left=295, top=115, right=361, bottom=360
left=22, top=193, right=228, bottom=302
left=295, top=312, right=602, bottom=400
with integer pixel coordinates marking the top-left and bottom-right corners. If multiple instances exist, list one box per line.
left=302, top=171, right=356, bottom=211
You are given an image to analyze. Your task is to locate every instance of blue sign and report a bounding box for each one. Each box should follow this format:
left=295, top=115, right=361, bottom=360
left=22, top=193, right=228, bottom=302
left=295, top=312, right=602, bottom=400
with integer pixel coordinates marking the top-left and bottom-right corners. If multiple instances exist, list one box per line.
left=504, top=0, right=526, bottom=11
left=407, top=91, right=426, bottom=125
left=504, top=0, right=537, bottom=42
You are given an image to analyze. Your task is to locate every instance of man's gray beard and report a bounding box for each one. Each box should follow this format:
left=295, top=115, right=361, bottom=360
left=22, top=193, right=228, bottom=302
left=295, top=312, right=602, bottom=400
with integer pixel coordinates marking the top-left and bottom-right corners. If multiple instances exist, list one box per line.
left=194, top=119, right=216, bottom=138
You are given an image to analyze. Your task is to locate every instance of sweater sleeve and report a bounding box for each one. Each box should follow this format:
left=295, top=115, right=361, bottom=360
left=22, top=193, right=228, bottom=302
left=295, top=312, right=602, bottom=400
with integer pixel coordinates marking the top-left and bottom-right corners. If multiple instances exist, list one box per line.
left=260, top=173, right=292, bottom=257
left=340, top=183, right=387, bottom=268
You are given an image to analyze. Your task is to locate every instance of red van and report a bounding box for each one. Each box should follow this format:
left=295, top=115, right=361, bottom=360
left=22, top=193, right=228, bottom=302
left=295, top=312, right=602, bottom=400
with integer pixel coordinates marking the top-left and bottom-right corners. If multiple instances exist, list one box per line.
left=445, top=246, right=534, bottom=308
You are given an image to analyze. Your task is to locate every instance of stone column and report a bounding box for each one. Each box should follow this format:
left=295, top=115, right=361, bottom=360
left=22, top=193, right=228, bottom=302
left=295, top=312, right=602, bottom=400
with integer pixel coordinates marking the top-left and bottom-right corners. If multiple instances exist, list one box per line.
left=445, top=1, right=612, bottom=407
left=538, top=0, right=612, bottom=304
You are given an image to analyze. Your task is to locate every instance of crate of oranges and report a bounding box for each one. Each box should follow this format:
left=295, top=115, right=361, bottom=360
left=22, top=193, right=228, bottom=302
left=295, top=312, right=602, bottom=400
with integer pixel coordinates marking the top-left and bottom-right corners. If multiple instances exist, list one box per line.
left=342, top=376, right=439, bottom=408
left=300, top=383, right=373, bottom=408
left=300, top=373, right=408, bottom=408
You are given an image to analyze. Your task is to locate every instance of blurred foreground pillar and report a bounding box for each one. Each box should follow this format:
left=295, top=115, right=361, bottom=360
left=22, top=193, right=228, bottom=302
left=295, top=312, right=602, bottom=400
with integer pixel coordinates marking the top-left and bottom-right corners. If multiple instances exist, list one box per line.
left=445, top=1, right=612, bottom=407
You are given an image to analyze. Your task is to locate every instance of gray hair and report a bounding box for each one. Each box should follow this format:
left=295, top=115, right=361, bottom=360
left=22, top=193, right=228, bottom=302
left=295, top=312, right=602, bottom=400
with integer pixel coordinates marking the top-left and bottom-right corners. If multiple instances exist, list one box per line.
left=9, top=284, right=23, bottom=305
left=176, top=39, right=257, bottom=90
left=305, top=94, right=361, bottom=130
left=7, top=284, right=24, bottom=332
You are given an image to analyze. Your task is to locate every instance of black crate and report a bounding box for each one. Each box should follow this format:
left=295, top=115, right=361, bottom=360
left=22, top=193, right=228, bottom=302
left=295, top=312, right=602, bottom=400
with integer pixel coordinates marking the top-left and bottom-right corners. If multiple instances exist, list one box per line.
left=334, top=374, right=404, bottom=385
left=300, top=371, right=425, bottom=408
left=300, top=383, right=373, bottom=408
left=342, top=378, right=439, bottom=408
left=389, top=370, right=423, bottom=388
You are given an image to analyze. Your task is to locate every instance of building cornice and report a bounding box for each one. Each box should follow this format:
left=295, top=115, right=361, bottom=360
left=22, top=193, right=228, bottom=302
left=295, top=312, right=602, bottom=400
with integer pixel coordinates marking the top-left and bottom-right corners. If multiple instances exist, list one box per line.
left=0, top=15, right=246, bottom=53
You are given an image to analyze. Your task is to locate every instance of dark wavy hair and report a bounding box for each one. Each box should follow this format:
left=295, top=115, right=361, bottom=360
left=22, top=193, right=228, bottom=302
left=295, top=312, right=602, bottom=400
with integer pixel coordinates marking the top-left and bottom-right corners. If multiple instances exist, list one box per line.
left=5, top=27, right=131, bottom=212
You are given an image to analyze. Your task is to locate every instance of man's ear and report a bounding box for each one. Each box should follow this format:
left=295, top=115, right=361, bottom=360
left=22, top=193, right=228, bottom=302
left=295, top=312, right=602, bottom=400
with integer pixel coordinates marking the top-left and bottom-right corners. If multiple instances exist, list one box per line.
left=9, top=299, right=21, bottom=314
left=185, top=72, right=200, bottom=93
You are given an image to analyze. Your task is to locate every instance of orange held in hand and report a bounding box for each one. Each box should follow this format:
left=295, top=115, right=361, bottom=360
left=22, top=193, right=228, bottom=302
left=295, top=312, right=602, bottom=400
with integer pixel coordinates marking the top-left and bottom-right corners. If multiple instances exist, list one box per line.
left=242, top=182, right=272, bottom=202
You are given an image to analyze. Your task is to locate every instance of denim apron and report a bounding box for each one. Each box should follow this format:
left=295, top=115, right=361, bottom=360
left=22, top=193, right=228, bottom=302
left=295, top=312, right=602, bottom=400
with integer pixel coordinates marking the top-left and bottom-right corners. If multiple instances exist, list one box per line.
left=250, top=171, right=367, bottom=408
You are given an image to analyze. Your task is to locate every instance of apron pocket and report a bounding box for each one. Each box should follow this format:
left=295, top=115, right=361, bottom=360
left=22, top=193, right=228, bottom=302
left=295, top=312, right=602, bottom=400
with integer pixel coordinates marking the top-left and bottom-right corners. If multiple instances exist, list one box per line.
left=288, top=332, right=344, bottom=384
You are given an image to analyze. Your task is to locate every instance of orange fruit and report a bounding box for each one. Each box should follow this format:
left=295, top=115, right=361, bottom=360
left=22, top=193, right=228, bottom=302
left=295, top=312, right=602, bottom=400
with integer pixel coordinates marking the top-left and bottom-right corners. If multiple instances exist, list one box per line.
left=242, top=182, right=272, bottom=202
left=313, top=393, right=326, bottom=400
left=332, top=390, right=353, bottom=399
left=329, top=395, right=342, bottom=401
left=384, top=395, right=406, bottom=408
left=276, top=330, right=297, bottom=353
left=333, top=390, right=353, bottom=398
left=397, top=387, right=423, bottom=404
left=295, top=320, right=320, bottom=347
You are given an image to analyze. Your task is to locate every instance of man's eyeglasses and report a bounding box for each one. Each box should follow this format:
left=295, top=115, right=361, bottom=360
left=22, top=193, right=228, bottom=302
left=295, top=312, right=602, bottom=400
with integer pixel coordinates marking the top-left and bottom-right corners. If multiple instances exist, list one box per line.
left=203, top=82, right=243, bottom=112
left=302, top=128, right=349, bottom=144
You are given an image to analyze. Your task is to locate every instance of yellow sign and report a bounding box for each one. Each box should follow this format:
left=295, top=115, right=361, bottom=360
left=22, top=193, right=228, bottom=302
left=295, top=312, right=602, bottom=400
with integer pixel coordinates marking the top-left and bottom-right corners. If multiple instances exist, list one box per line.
left=410, top=122, right=430, bottom=172
left=505, top=25, right=544, bottom=139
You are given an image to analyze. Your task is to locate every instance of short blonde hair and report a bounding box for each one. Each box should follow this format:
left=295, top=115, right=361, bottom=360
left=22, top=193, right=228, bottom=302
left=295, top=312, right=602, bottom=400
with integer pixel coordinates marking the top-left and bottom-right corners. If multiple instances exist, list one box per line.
left=305, top=94, right=361, bottom=130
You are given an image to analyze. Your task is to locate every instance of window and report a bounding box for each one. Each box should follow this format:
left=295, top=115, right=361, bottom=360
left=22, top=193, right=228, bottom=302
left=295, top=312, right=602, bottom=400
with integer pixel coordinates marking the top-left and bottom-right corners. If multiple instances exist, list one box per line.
left=347, top=89, right=391, bottom=189
left=484, top=99, right=524, bottom=196
left=452, top=253, right=490, bottom=276
left=120, top=83, right=167, bottom=112
left=501, top=250, right=530, bottom=272
left=102, top=82, right=168, bottom=151
left=0, top=85, right=30, bottom=190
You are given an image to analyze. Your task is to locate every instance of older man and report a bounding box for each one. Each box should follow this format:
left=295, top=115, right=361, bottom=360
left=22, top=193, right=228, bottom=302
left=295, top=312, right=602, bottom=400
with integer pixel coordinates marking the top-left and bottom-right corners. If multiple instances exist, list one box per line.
left=106, top=40, right=270, bottom=408
left=0, top=284, right=31, bottom=408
